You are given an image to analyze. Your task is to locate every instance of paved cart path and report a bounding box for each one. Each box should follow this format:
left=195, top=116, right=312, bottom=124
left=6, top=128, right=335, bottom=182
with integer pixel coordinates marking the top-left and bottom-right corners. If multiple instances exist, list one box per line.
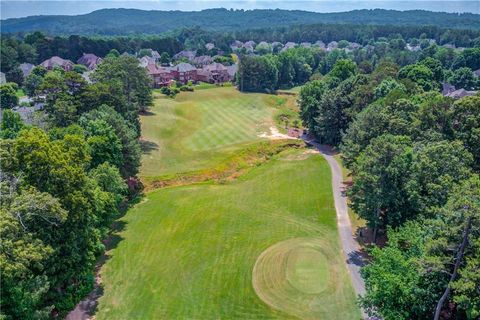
left=303, top=137, right=367, bottom=312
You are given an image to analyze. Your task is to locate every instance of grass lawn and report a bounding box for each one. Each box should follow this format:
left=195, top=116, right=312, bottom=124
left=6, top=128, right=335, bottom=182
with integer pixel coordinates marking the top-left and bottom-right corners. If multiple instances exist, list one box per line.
left=96, top=150, right=360, bottom=319
left=16, top=88, right=25, bottom=98
left=140, top=87, right=281, bottom=177
left=276, top=85, right=303, bottom=94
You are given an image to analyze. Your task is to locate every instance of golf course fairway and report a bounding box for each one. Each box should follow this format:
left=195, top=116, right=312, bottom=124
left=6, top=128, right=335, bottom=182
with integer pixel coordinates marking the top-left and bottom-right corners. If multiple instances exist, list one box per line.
left=95, top=88, right=361, bottom=319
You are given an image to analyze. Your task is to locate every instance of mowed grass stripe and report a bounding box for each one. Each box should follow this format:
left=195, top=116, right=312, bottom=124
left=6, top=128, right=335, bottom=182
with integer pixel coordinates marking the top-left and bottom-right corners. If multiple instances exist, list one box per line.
left=97, top=151, right=360, bottom=319
left=140, top=87, right=275, bottom=176
left=186, top=102, right=266, bottom=151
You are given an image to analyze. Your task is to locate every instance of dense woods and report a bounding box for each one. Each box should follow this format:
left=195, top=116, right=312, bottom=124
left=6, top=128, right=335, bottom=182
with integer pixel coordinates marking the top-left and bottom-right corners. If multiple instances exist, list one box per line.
left=2, top=8, right=480, bottom=35
left=297, top=45, right=480, bottom=319
left=0, top=56, right=152, bottom=319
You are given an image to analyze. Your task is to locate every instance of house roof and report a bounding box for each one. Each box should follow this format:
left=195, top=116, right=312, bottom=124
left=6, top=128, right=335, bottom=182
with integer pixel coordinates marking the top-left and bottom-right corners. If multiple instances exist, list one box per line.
left=174, top=62, right=196, bottom=72
left=473, top=69, right=480, bottom=77
left=139, top=56, right=156, bottom=67
left=204, top=63, right=227, bottom=72
left=173, top=50, right=197, bottom=60
left=226, top=64, right=238, bottom=77
left=40, top=56, right=73, bottom=68
left=197, top=69, right=210, bottom=77
left=77, top=53, right=102, bottom=69
left=192, top=55, right=213, bottom=65
left=442, top=82, right=456, bottom=96
left=19, top=63, right=35, bottom=77
left=446, top=89, right=477, bottom=99
left=151, top=50, right=160, bottom=59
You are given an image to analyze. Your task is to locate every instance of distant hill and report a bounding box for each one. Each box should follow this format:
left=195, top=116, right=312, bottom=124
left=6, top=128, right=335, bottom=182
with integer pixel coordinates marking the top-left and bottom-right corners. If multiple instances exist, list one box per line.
left=2, top=8, right=480, bottom=35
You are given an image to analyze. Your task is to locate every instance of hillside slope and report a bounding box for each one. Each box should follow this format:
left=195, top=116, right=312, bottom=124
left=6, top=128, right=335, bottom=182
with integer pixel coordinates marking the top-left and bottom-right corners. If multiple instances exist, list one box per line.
left=2, top=8, right=480, bottom=35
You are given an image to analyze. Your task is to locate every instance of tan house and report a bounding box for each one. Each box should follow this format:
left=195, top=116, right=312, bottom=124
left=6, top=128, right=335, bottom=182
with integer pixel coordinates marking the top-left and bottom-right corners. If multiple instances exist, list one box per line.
left=40, top=56, right=74, bottom=71
left=77, top=53, right=103, bottom=70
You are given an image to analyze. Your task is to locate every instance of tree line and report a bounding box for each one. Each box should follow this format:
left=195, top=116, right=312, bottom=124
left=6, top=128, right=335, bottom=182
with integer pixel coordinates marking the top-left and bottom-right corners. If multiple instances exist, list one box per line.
left=2, top=8, right=480, bottom=35
left=298, top=49, right=480, bottom=318
left=0, top=55, right=152, bottom=319
left=237, top=42, right=480, bottom=93
left=2, top=20, right=480, bottom=83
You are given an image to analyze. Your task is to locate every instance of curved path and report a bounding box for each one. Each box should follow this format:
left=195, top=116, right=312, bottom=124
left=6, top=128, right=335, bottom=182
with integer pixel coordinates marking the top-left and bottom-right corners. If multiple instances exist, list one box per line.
left=302, top=136, right=367, bottom=316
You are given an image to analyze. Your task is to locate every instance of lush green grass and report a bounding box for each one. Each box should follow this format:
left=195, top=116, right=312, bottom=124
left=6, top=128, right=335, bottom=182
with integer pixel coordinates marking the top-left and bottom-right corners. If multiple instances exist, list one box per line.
left=96, top=150, right=360, bottom=319
left=16, top=88, right=25, bottom=98
left=140, top=87, right=279, bottom=177
left=276, top=85, right=303, bottom=94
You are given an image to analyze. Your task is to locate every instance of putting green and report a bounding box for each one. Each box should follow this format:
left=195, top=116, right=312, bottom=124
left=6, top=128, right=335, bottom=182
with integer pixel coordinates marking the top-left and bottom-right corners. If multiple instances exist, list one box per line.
left=140, top=87, right=280, bottom=177
left=253, top=237, right=346, bottom=319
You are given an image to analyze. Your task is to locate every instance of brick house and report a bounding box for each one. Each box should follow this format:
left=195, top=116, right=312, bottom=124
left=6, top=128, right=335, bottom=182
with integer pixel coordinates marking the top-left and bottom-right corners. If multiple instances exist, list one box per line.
left=199, top=63, right=229, bottom=83
left=40, top=56, right=74, bottom=71
left=171, top=63, right=197, bottom=84
left=77, top=53, right=103, bottom=70
left=146, top=64, right=174, bottom=88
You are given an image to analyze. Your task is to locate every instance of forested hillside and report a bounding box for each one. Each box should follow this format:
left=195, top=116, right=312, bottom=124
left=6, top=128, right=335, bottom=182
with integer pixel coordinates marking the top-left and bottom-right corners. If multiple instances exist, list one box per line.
left=2, top=8, right=480, bottom=35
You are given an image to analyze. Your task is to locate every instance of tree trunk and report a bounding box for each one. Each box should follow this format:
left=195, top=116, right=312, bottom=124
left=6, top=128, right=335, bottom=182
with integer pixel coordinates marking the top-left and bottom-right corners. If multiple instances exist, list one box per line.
left=433, top=217, right=472, bottom=320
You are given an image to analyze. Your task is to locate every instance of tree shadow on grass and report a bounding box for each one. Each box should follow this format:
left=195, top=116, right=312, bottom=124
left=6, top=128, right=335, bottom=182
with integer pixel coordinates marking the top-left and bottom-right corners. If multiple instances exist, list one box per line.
left=140, top=140, right=159, bottom=155
left=139, top=110, right=156, bottom=116
left=66, top=194, right=145, bottom=320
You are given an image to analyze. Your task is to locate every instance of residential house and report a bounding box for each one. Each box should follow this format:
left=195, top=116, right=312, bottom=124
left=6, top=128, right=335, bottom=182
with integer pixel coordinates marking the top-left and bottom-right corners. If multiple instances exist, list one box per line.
left=445, top=89, right=477, bottom=99
left=40, top=56, right=74, bottom=71
left=230, top=40, right=243, bottom=51
left=146, top=64, right=174, bottom=88
left=151, top=50, right=161, bottom=61
left=205, top=43, right=215, bottom=51
left=173, top=50, right=197, bottom=61
left=314, top=41, right=326, bottom=50
left=192, top=55, right=213, bottom=67
left=19, top=63, right=35, bottom=78
left=197, top=63, right=229, bottom=84
left=139, top=56, right=156, bottom=68
left=77, top=53, right=102, bottom=70
left=226, top=64, right=238, bottom=81
left=327, top=41, right=338, bottom=51
left=442, top=44, right=456, bottom=49
left=243, top=41, right=256, bottom=53
left=348, top=42, right=362, bottom=50
left=300, top=42, right=312, bottom=48
left=171, top=63, right=197, bottom=84
left=281, top=42, right=297, bottom=52
left=406, top=44, right=421, bottom=52
left=442, top=83, right=456, bottom=96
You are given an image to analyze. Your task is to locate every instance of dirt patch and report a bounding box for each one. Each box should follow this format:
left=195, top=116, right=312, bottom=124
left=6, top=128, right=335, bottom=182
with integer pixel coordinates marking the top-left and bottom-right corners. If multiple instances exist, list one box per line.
left=258, top=126, right=297, bottom=140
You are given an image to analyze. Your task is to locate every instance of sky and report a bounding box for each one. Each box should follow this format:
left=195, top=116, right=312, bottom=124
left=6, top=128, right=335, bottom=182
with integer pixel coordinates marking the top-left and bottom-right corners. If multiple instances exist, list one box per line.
left=1, top=1, right=479, bottom=19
